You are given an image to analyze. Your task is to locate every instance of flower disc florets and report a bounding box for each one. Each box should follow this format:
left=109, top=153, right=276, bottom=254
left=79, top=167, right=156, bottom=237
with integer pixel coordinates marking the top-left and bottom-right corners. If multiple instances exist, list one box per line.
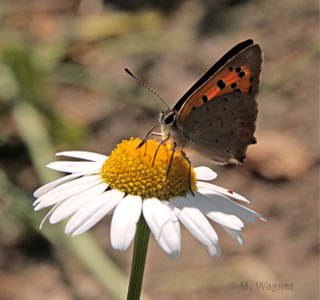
left=100, top=138, right=196, bottom=200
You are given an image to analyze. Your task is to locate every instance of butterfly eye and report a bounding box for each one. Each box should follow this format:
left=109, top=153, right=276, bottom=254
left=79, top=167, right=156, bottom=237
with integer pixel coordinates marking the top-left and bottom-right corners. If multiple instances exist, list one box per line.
left=164, top=112, right=176, bottom=125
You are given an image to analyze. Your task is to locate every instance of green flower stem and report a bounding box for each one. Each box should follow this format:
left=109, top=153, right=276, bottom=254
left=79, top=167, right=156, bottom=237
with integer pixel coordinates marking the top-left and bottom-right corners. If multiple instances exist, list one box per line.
left=127, top=215, right=150, bottom=300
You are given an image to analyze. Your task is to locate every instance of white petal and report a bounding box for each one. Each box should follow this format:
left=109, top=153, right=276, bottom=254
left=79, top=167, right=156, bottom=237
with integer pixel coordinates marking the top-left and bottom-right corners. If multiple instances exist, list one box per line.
left=47, top=161, right=102, bottom=173
left=198, top=187, right=266, bottom=223
left=65, top=189, right=125, bottom=236
left=221, top=225, right=244, bottom=245
left=111, top=195, right=142, bottom=251
left=187, top=191, right=244, bottom=230
left=49, top=181, right=108, bottom=224
left=205, top=243, right=221, bottom=257
left=34, top=173, right=82, bottom=198
left=194, top=167, right=217, bottom=181
left=33, top=175, right=103, bottom=210
left=39, top=202, right=62, bottom=229
left=169, top=196, right=218, bottom=246
left=143, top=199, right=181, bottom=260
left=56, top=151, right=108, bottom=163
left=197, top=181, right=250, bottom=203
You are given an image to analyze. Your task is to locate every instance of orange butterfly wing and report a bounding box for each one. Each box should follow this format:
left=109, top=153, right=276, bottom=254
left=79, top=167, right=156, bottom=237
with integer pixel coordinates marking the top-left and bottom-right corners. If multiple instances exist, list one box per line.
left=177, top=44, right=262, bottom=124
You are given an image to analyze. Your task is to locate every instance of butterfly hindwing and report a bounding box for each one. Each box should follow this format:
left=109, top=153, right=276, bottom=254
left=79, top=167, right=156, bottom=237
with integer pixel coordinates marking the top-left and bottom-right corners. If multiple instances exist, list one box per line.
left=180, top=92, right=258, bottom=164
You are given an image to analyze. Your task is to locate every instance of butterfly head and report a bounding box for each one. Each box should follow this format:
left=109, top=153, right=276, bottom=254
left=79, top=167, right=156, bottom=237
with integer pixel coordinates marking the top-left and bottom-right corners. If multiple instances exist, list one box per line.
left=159, top=109, right=179, bottom=139
left=160, top=109, right=175, bottom=124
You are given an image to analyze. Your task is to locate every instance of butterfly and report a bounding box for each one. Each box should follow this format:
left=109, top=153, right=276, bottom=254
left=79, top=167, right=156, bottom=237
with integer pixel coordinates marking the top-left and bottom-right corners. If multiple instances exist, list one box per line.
left=127, top=39, right=262, bottom=190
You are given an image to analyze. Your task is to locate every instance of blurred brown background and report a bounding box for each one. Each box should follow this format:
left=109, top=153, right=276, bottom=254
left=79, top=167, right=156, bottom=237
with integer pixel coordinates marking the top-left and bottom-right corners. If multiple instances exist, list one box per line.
left=0, top=0, right=318, bottom=300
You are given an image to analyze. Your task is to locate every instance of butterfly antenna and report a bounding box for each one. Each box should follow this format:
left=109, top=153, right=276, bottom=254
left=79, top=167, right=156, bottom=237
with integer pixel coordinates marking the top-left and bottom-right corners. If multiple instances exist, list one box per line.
left=124, top=68, right=170, bottom=110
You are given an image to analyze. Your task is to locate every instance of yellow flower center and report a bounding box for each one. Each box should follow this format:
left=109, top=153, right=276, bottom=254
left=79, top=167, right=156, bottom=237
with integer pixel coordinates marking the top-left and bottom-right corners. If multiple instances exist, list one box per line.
left=100, top=138, right=197, bottom=200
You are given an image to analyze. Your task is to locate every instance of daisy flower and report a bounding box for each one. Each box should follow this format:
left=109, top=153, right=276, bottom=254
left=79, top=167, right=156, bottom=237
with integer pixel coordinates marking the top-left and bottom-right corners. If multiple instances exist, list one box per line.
left=33, top=138, right=265, bottom=260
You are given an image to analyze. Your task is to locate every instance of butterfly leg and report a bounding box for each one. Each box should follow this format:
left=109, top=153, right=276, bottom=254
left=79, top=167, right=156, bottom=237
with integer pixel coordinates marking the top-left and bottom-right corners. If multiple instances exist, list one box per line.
left=181, top=150, right=195, bottom=196
left=164, top=142, right=176, bottom=182
left=152, top=135, right=170, bottom=167
left=137, top=122, right=161, bottom=149
left=141, top=132, right=163, bottom=158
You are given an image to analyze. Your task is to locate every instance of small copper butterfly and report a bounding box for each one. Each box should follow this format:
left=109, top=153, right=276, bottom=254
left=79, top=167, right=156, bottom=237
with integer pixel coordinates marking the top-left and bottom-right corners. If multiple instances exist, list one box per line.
left=127, top=39, right=262, bottom=190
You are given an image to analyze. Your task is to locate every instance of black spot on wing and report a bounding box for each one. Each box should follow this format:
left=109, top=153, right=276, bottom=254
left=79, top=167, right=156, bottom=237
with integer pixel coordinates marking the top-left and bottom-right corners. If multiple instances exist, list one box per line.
left=238, top=71, right=246, bottom=78
left=217, top=80, right=226, bottom=90
left=202, top=95, right=208, bottom=102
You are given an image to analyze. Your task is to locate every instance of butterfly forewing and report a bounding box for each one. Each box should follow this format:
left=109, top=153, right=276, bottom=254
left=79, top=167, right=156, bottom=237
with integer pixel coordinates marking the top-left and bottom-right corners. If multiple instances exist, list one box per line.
left=177, top=44, right=262, bottom=124
left=181, top=92, right=258, bottom=164
left=173, top=39, right=254, bottom=112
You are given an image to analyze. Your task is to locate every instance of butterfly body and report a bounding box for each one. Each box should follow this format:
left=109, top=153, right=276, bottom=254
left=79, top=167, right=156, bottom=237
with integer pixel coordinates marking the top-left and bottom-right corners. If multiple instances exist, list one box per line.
left=160, top=39, right=262, bottom=165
